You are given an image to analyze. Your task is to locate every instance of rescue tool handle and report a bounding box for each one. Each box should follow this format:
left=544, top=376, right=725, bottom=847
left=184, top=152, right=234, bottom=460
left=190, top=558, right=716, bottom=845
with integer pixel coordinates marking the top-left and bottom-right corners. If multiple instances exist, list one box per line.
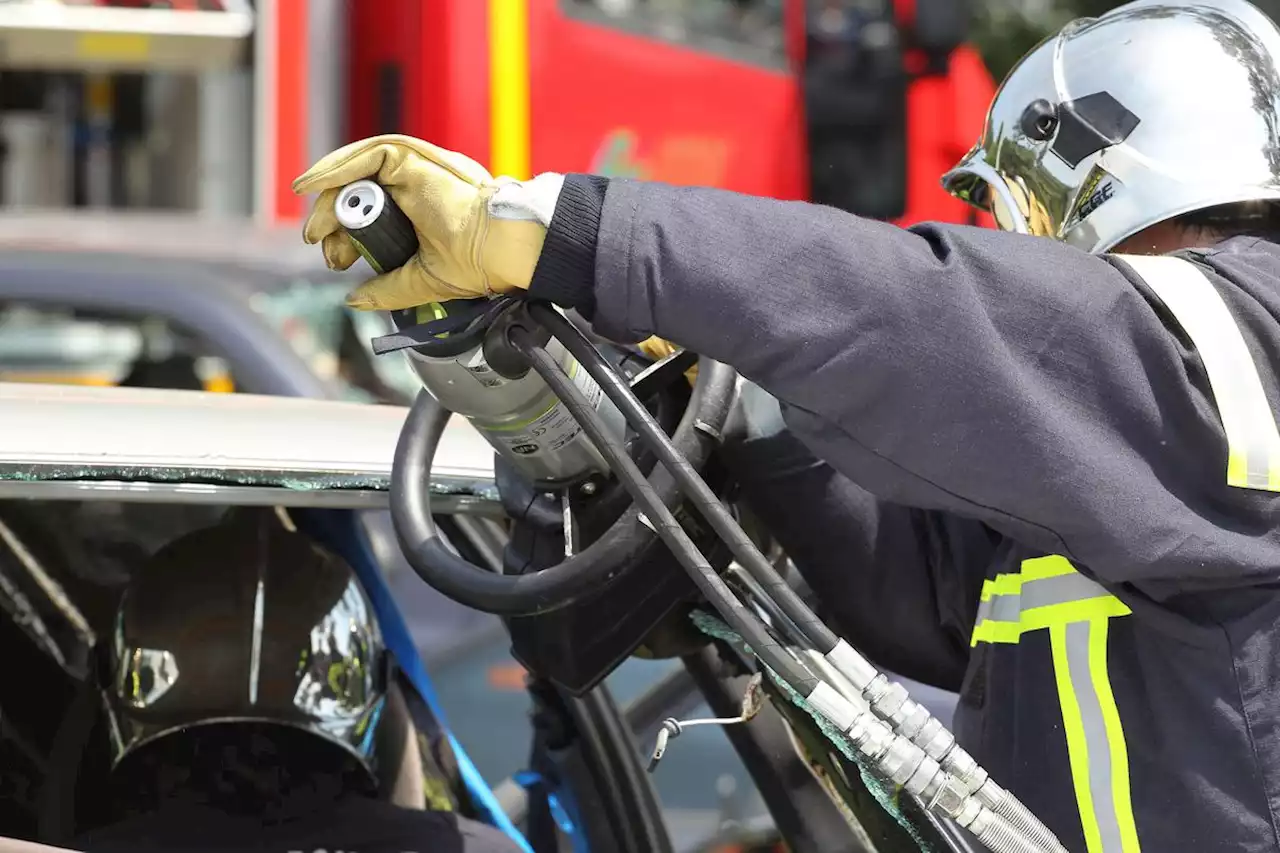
left=334, top=179, right=419, bottom=275
left=334, top=178, right=495, bottom=358
left=335, top=179, right=734, bottom=613
left=337, top=176, right=809, bottom=684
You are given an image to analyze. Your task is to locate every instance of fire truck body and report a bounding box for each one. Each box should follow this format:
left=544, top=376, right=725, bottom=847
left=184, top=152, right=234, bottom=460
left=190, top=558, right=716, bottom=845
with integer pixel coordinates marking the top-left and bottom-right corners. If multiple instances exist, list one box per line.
left=0, top=1, right=994, bottom=226
left=346, top=0, right=997, bottom=227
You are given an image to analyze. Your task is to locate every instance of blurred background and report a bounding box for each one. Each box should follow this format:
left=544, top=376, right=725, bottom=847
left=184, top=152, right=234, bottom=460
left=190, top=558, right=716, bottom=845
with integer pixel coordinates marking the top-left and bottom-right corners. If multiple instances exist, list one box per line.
left=1, top=1, right=1278, bottom=851
left=3, top=0, right=1254, bottom=221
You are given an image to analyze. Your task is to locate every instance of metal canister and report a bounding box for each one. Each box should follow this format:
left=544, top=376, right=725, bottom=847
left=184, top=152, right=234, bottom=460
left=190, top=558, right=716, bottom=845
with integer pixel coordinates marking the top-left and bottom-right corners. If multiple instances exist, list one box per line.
left=335, top=180, right=626, bottom=484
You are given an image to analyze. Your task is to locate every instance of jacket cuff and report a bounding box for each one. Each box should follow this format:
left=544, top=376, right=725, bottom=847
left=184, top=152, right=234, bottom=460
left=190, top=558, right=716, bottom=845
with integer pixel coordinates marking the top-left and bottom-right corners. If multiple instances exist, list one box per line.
left=529, top=174, right=609, bottom=318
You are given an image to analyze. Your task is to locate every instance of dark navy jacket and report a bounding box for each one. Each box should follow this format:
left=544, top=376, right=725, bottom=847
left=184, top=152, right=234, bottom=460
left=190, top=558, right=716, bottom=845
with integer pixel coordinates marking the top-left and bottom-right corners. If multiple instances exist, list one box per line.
left=530, top=174, right=1280, bottom=852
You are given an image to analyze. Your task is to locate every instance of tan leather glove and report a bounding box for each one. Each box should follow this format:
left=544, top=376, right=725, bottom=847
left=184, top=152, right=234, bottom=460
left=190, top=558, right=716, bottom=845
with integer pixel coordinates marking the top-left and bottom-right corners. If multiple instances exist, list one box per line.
left=636, top=337, right=679, bottom=362
left=293, top=134, right=554, bottom=311
left=637, top=336, right=698, bottom=385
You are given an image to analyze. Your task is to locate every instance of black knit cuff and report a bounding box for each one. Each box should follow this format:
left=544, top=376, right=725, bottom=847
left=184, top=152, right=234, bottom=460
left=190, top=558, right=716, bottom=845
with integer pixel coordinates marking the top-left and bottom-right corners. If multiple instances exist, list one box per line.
left=529, top=174, right=609, bottom=318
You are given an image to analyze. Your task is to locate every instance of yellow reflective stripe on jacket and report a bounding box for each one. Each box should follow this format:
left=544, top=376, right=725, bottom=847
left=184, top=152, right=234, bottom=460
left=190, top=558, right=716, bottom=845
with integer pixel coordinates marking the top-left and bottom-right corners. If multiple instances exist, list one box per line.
left=971, top=556, right=1131, bottom=646
left=972, top=556, right=1140, bottom=853
left=1115, top=254, right=1280, bottom=493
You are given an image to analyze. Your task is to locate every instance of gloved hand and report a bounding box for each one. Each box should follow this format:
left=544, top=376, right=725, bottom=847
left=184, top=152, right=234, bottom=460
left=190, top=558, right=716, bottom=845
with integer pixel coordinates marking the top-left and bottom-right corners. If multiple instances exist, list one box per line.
left=292, top=134, right=558, bottom=311
left=637, top=336, right=698, bottom=385
left=636, top=337, right=679, bottom=363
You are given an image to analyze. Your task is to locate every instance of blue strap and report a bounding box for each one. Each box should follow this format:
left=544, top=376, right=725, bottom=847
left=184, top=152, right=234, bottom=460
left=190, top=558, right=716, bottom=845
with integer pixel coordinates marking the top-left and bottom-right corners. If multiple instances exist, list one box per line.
left=515, top=770, right=590, bottom=853
left=295, top=509, right=533, bottom=853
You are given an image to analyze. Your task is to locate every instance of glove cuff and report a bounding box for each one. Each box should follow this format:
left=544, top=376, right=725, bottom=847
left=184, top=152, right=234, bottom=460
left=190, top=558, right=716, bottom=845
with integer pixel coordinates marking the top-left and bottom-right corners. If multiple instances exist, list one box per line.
left=528, top=174, right=609, bottom=319
left=488, top=173, right=565, bottom=227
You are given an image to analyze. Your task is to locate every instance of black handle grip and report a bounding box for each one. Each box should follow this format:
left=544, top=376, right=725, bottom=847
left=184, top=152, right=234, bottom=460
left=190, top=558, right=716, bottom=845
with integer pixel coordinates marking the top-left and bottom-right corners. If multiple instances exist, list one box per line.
left=334, top=179, right=419, bottom=275
left=336, top=180, right=497, bottom=361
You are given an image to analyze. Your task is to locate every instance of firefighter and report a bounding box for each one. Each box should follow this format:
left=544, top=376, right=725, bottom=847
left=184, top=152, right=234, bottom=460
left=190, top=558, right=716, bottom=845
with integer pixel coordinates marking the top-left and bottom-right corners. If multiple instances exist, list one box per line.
left=294, top=1, right=1280, bottom=850
left=75, top=509, right=522, bottom=853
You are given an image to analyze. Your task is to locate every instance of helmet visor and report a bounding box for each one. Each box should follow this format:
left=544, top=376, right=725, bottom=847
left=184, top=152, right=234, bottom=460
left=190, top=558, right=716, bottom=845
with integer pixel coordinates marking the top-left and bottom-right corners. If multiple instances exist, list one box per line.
left=942, top=153, right=1032, bottom=235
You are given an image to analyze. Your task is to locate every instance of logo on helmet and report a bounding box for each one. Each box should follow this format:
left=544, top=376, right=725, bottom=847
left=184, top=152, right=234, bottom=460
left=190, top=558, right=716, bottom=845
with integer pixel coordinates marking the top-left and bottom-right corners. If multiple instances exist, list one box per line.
left=1078, top=180, right=1116, bottom=220
left=1066, top=165, right=1119, bottom=229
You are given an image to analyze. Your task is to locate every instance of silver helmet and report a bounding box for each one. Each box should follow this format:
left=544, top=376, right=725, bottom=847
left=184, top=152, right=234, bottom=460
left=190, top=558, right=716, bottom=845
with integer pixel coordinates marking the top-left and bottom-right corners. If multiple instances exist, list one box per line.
left=943, top=0, right=1280, bottom=253
left=102, top=509, right=389, bottom=781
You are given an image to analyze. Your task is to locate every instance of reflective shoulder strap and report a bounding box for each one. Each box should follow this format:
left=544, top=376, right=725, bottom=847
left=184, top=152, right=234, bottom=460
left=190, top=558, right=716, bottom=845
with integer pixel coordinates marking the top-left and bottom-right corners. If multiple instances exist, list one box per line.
left=1113, top=253, right=1280, bottom=492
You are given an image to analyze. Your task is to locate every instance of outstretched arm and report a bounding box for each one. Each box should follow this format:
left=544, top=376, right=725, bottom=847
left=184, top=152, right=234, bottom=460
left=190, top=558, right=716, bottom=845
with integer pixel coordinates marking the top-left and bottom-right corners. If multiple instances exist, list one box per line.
left=530, top=175, right=1280, bottom=591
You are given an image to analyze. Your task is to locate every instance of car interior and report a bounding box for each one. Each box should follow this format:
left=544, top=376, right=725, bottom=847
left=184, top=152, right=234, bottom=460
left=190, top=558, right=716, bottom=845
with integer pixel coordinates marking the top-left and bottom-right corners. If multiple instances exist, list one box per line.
left=0, top=289, right=878, bottom=852
left=0, top=297, right=526, bottom=845
left=0, top=498, right=491, bottom=848
left=0, top=304, right=235, bottom=395
left=0, top=499, right=210, bottom=843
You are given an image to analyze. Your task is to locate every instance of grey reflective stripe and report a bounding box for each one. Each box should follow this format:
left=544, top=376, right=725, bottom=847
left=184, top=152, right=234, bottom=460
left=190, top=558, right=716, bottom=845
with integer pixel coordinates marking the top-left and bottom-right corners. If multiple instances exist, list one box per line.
left=1052, top=618, right=1142, bottom=853
left=974, top=594, right=993, bottom=626
left=1065, top=621, right=1125, bottom=853
left=1115, top=254, right=1280, bottom=492
left=979, top=572, right=1107, bottom=624
left=971, top=558, right=1132, bottom=646
left=974, top=557, right=1141, bottom=851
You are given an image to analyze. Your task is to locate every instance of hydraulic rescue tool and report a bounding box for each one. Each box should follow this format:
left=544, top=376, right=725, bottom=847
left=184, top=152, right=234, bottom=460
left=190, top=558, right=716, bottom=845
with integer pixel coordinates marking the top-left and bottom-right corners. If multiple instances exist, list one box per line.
left=335, top=180, right=1068, bottom=853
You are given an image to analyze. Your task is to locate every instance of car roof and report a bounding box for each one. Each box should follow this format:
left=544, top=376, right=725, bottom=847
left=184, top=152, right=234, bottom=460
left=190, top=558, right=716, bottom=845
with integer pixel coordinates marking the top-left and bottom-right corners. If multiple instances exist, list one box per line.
left=0, top=383, right=499, bottom=514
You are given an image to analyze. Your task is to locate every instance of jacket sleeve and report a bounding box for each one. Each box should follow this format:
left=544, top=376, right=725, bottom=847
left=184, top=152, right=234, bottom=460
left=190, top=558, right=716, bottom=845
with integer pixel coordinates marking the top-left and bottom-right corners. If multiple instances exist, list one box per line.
left=719, top=383, right=993, bottom=690
left=528, top=175, right=1280, bottom=593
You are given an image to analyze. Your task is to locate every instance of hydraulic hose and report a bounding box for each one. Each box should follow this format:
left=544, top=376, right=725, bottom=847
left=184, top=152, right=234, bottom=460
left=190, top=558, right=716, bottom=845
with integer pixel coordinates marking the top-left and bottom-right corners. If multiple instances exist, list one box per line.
left=390, top=349, right=736, bottom=616
left=339, top=180, right=1063, bottom=850
left=532, top=304, right=840, bottom=652
left=506, top=323, right=820, bottom=696
left=501, top=321, right=1060, bottom=853
left=527, top=305, right=1065, bottom=853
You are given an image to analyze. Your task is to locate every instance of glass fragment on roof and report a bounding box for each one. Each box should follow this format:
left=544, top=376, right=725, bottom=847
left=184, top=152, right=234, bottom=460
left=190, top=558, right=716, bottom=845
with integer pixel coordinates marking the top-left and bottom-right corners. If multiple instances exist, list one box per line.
left=0, top=463, right=499, bottom=501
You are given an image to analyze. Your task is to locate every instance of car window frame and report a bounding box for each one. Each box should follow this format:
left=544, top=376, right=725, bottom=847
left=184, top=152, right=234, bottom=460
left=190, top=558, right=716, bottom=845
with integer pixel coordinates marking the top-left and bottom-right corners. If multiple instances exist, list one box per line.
left=0, top=250, right=334, bottom=400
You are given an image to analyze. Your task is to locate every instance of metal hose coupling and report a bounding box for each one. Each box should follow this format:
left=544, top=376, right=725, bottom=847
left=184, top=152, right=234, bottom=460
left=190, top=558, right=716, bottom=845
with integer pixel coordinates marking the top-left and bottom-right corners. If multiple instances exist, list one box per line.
left=808, top=682, right=956, bottom=799
left=963, top=807, right=1062, bottom=853
left=807, top=681, right=1065, bottom=853
left=861, top=676, right=1062, bottom=847
left=936, top=789, right=1066, bottom=853
left=824, top=641, right=1066, bottom=852
left=841, top=704, right=1063, bottom=853
left=860, top=676, right=1064, bottom=851
left=808, top=684, right=979, bottom=826
left=974, top=780, right=1068, bottom=853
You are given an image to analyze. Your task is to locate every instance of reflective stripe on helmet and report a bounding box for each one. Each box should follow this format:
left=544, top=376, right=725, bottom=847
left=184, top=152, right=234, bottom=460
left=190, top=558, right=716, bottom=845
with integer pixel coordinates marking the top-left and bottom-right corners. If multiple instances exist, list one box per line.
left=1115, top=254, right=1280, bottom=492
left=971, top=556, right=1140, bottom=853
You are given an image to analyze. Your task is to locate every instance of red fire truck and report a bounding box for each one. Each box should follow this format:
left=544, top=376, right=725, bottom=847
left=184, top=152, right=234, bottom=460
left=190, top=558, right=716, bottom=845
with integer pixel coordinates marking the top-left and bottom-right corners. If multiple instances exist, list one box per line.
left=336, top=0, right=997, bottom=228
left=0, top=1, right=994, bottom=229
